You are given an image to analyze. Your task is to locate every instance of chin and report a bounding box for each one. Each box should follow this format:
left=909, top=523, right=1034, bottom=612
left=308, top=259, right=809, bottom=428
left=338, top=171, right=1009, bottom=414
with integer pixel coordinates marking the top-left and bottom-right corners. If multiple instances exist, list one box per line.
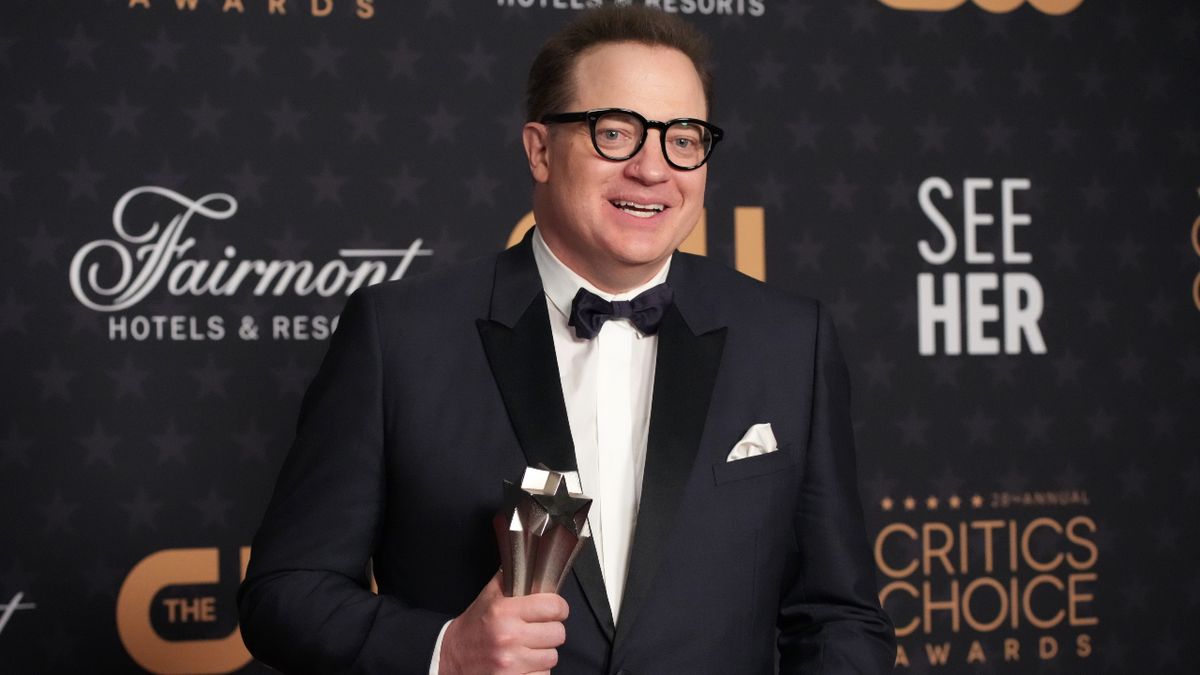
left=608, top=244, right=674, bottom=269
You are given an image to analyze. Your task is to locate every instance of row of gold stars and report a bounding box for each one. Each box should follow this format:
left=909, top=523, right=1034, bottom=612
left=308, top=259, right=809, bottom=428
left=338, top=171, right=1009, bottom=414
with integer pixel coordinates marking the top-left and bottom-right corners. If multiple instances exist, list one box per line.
left=880, top=494, right=986, bottom=512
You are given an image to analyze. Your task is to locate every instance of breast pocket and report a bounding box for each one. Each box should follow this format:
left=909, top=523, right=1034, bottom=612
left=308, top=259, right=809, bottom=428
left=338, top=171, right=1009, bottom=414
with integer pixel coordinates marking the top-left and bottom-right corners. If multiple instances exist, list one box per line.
left=711, top=447, right=796, bottom=485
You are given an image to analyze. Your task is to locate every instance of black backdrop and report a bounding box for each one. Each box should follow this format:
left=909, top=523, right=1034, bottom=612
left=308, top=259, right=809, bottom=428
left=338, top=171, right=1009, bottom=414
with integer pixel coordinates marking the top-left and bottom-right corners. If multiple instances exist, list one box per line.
left=2, top=0, right=1198, bottom=672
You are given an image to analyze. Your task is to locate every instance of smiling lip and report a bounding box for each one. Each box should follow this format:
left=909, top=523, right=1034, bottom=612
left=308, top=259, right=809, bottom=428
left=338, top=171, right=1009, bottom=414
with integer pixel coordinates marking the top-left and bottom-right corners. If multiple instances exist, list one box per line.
left=610, top=199, right=666, bottom=219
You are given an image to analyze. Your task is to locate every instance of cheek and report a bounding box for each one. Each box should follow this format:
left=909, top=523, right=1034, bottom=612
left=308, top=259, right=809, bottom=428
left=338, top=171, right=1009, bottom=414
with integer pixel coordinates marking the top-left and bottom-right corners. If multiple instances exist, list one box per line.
left=684, top=171, right=708, bottom=200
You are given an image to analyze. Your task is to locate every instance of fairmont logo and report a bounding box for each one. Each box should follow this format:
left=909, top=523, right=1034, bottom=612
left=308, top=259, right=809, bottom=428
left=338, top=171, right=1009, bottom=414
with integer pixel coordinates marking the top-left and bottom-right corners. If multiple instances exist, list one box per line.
left=0, top=592, right=36, bottom=636
left=69, top=186, right=432, bottom=313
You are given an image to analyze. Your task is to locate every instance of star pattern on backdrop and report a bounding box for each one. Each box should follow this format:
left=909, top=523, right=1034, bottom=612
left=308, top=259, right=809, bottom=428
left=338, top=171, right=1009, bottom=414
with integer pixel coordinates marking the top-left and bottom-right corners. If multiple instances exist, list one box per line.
left=2, top=4, right=1198, bottom=672
left=58, top=24, right=100, bottom=71
left=143, top=27, right=183, bottom=72
left=223, top=32, right=265, bottom=76
left=266, top=98, right=308, bottom=141
left=17, top=91, right=61, bottom=134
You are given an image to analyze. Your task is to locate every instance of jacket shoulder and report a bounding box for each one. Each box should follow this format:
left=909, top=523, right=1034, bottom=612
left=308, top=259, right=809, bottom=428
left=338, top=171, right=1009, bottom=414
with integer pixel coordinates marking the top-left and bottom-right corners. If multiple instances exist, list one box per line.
left=674, top=252, right=822, bottom=326
left=352, top=252, right=496, bottom=316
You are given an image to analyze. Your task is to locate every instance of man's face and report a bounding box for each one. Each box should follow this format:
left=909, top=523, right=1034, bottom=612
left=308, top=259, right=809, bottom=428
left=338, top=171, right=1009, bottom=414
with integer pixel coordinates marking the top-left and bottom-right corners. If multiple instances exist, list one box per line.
left=523, top=42, right=709, bottom=292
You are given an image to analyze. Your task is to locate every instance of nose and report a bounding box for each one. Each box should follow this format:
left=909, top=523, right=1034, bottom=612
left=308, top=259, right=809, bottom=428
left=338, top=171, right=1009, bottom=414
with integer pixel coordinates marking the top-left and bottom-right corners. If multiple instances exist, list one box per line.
left=623, top=129, right=671, bottom=184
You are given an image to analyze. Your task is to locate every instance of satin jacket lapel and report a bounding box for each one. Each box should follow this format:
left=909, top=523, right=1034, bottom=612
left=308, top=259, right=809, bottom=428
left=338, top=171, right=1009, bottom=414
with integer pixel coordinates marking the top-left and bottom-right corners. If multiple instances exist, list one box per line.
left=613, top=254, right=727, bottom=652
left=474, top=235, right=616, bottom=640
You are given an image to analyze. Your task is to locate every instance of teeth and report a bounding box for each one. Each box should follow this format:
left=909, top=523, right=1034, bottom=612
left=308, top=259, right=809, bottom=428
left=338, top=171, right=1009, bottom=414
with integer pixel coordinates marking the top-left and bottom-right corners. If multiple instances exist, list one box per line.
left=612, top=200, right=665, bottom=217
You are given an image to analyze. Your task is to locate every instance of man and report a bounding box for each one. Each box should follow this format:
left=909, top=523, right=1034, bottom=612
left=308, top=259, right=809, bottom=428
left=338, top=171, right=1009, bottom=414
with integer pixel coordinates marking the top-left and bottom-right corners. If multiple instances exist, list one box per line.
left=239, top=7, right=895, bottom=674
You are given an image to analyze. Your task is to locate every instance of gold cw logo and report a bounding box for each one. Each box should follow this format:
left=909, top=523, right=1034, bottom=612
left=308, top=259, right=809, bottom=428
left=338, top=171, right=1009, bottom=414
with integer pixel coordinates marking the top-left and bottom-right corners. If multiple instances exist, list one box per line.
left=878, top=0, right=1084, bottom=15
left=116, top=548, right=251, bottom=675
left=507, top=207, right=768, bottom=282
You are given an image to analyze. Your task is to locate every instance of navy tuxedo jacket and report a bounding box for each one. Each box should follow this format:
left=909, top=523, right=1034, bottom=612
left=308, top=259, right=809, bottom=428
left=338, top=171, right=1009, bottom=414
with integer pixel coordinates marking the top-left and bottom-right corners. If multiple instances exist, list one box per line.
left=239, top=235, right=895, bottom=674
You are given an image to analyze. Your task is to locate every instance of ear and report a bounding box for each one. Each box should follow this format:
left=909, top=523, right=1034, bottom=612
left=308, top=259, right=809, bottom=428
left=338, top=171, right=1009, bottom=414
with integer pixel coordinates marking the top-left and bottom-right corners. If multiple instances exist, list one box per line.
left=522, top=122, right=551, bottom=184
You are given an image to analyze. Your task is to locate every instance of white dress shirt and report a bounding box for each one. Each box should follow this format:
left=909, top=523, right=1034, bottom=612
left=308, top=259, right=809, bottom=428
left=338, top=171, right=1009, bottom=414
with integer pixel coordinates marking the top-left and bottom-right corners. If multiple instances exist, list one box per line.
left=531, top=228, right=667, bottom=621
left=430, top=229, right=666, bottom=673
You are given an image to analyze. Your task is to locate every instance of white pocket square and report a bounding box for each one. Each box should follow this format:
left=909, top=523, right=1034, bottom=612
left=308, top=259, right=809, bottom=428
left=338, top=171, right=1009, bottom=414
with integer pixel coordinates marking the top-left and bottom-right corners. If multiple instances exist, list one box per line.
left=727, top=423, right=777, bottom=462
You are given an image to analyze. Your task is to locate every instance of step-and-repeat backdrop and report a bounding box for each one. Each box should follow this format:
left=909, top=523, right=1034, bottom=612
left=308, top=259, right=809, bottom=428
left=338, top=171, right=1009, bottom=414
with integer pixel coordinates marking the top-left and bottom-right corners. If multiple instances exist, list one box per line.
left=2, top=1, right=1197, bottom=672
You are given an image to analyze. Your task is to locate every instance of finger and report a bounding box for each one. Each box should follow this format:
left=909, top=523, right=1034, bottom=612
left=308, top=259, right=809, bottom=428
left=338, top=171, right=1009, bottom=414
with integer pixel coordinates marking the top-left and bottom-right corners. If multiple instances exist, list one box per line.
left=521, top=620, right=566, bottom=649
left=517, top=646, right=559, bottom=673
left=515, top=593, right=569, bottom=622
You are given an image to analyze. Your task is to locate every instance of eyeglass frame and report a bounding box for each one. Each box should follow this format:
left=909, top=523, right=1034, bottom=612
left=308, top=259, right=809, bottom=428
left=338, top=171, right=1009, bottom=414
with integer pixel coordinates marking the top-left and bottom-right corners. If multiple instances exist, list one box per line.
left=539, top=107, right=724, bottom=171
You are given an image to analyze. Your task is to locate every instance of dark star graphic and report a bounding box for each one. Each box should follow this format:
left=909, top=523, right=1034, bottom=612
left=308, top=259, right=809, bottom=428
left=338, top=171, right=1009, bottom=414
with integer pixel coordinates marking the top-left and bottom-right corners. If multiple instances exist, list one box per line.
left=0, top=159, right=18, bottom=199
left=34, top=357, right=77, bottom=401
left=0, top=424, right=34, bottom=467
left=79, top=421, right=120, bottom=467
left=59, top=23, right=100, bottom=70
left=384, top=40, right=421, bottom=80
left=0, top=288, right=32, bottom=333
left=107, top=355, right=150, bottom=399
left=223, top=32, right=265, bottom=76
left=752, top=51, right=786, bottom=90
left=778, top=1, right=812, bottom=31
left=459, top=41, right=497, bottom=83
left=17, top=91, right=61, bottom=134
left=821, top=172, right=859, bottom=211
left=849, top=114, right=882, bottom=152
left=144, top=156, right=187, bottom=190
left=916, top=115, right=949, bottom=153
left=305, top=35, right=344, bottom=78
left=151, top=420, right=193, bottom=465
left=880, top=55, right=914, bottom=93
left=860, top=351, right=895, bottom=388
left=190, top=354, right=232, bottom=398
left=948, top=57, right=981, bottom=94
left=61, top=157, right=104, bottom=201
left=307, top=163, right=348, bottom=205
left=102, top=91, right=145, bottom=137
left=811, top=53, right=847, bottom=92
left=226, top=161, right=269, bottom=203
left=193, top=486, right=234, bottom=529
left=1014, top=59, right=1045, bottom=96
left=143, top=27, right=184, bottom=72
left=787, top=114, right=821, bottom=150
left=1047, top=118, right=1080, bottom=154
left=266, top=98, right=308, bottom=141
left=464, top=165, right=501, bottom=208
left=121, top=488, right=164, bottom=532
left=424, top=102, right=463, bottom=144
left=40, top=491, right=79, bottom=535
left=385, top=164, right=426, bottom=206
left=982, top=117, right=1015, bottom=154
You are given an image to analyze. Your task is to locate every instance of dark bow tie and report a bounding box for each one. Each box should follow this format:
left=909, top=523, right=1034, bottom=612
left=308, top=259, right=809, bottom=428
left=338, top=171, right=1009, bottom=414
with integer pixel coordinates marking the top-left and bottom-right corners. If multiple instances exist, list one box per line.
left=568, top=283, right=673, bottom=340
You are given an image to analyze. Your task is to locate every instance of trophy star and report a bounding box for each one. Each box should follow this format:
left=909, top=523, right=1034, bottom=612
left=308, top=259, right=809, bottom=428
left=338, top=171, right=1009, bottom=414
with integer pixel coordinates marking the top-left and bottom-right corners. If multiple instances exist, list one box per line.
left=531, top=473, right=592, bottom=536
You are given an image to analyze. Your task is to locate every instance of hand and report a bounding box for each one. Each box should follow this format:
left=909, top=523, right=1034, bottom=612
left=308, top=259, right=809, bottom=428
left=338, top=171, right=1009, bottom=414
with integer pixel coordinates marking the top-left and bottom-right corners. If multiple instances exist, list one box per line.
left=438, top=571, right=569, bottom=675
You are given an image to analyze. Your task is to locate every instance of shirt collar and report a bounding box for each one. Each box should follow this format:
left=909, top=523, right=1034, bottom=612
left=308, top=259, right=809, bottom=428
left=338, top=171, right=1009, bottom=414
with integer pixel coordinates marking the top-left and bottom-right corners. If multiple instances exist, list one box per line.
left=531, top=227, right=672, bottom=320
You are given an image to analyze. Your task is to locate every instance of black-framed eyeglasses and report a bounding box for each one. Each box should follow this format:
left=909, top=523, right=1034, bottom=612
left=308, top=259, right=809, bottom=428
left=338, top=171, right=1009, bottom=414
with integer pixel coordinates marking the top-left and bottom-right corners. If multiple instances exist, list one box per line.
left=540, top=108, right=723, bottom=171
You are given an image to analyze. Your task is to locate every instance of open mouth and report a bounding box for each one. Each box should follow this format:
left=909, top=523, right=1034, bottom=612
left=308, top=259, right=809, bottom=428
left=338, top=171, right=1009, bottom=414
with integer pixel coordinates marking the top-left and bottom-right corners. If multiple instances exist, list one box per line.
left=611, top=200, right=666, bottom=219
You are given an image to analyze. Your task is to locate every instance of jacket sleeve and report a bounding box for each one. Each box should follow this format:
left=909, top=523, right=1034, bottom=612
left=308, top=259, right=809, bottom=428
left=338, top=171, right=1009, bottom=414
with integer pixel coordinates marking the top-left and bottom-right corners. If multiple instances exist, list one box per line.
left=237, top=288, right=451, bottom=674
left=777, top=302, right=897, bottom=673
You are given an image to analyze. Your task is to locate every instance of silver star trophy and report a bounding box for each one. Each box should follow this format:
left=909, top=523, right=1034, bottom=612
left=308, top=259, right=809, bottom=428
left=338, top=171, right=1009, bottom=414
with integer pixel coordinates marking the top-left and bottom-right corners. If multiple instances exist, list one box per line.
left=494, top=466, right=593, bottom=597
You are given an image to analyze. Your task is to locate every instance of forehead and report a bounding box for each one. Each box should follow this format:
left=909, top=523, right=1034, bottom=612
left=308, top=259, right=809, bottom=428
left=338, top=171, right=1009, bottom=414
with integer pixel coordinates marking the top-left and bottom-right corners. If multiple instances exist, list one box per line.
left=567, top=42, right=707, bottom=120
